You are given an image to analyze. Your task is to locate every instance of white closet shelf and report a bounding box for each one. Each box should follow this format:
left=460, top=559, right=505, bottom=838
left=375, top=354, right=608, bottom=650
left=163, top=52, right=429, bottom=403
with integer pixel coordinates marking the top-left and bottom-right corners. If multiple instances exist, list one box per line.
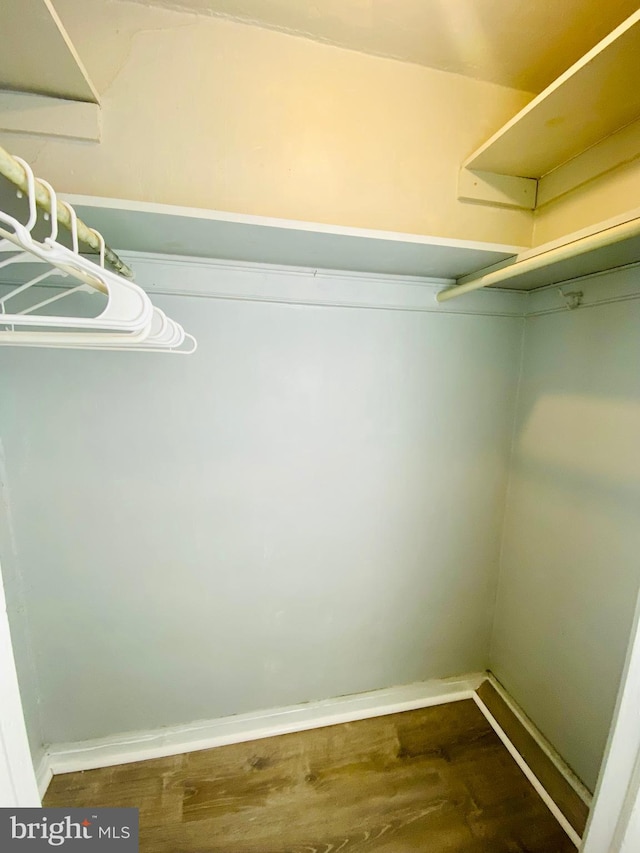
left=495, top=213, right=640, bottom=291
left=0, top=0, right=99, bottom=103
left=438, top=208, right=640, bottom=302
left=61, top=195, right=525, bottom=280
left=60, top=196, right=640, bottom=298
left=463, top=10, right=640, bottom=180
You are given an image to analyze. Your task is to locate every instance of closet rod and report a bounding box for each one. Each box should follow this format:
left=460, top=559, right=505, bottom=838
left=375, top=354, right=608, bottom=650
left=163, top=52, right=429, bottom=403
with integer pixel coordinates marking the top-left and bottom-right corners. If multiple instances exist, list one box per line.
left=436, top=215, right=640, bottom=301
left=0, top=144, right=133, bottom=280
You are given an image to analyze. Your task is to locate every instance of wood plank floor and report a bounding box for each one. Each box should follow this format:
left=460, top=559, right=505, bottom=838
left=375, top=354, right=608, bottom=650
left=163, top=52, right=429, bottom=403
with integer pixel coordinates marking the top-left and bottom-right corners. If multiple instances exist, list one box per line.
left=45, top=700, right=575, bottom=852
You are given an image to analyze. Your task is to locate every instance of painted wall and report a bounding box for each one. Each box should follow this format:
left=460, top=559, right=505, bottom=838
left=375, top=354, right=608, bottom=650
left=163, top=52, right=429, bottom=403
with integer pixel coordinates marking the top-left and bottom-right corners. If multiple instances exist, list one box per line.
left=0, top=0, right=533, bottom=247
left=534, top=156, right=640, bottom=246
left=0, top=564, right=42, bottom=805
left=0, top=264, right=522, bottom=744
left=490, top=269, right=640, bottom=791
left=0, top=475, right=44, bottom=769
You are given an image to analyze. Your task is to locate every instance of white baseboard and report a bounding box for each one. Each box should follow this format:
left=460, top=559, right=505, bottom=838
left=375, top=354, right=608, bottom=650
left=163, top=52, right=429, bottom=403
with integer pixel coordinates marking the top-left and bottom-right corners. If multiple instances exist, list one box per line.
left=39, top=669, right=584, bottom=848
left=47, top=673, right=484, bottom=775
left=473, top=692, right=581, bottom=849
left=40, top=670, right=589, bottom=849
left=484, top=673, right=592, bottom=806
left=35, top=752, right=53, bottom=800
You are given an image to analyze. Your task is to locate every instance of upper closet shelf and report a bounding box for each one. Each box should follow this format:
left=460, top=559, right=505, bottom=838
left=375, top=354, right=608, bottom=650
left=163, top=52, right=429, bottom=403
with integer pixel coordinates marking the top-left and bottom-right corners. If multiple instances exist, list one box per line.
left=62, top=195, right=524, bottom=280
left=0, top=0, right=99, bottom=103
left=437, top=208, right=640, bottom=302
left=464, top=9, right=640, bottom=180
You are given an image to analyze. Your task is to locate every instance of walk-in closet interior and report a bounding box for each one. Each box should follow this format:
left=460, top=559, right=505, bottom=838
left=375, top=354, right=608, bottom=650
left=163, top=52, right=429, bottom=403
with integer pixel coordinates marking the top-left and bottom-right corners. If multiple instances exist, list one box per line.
left=1, top=1, right=640, bottom=851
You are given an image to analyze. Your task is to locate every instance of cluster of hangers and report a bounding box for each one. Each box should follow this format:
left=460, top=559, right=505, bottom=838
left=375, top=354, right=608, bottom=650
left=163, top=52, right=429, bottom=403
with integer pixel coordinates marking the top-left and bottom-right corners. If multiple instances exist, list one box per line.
left=0, top=154, right=196, bottom=353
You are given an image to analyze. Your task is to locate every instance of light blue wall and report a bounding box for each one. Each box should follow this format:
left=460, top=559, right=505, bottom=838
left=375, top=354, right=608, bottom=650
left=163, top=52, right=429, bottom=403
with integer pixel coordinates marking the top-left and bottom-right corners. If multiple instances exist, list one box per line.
left=0, top=493, right=44, bottom=767
left=491, top=269, right=640, bottom=791
left=0, top=266, right=522, bottom=745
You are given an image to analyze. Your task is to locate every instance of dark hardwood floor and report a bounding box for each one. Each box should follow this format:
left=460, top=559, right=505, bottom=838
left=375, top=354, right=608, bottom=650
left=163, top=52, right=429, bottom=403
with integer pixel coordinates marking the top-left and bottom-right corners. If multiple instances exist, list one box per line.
left=45, top=699, right=575, bottom=852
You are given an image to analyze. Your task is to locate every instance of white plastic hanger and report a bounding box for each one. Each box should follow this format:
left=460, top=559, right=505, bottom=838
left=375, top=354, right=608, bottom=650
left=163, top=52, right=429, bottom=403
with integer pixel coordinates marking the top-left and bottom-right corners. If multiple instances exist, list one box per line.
left=46, top=225, right=194, bottom=351
left=0, top=165, right=152, bottom=342
left=0, top=152, right=196, bottom=353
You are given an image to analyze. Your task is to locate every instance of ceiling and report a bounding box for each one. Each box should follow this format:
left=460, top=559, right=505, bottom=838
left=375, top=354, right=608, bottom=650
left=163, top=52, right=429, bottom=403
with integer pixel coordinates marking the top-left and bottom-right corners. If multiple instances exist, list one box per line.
left=134, top=0, right=639, bottom=92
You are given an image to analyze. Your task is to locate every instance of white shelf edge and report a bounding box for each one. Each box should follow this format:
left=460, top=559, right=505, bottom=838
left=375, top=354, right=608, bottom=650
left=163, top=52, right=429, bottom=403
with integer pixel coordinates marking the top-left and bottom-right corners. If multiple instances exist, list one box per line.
left=450, top=206, right=640, bottom=293
left=42, top=0, right=100, bottom=104
left=57, top=195, right=526, bottom=281
left=61, top=194, right=524, bottom=256
left=463, top=9, right=640, bottom=180
left=523, top=206, right=640, bottom=263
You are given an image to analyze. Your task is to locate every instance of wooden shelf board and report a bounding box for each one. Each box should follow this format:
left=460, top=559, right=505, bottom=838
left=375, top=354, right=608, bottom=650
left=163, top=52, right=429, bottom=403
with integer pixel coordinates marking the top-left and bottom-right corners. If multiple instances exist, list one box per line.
left=494, top=233, right=640, bottom=291
left=464, top=10, right=640, bottom=179
left=62, top=195, right=525, bottom=280
left=0, top=0, right=98, bottom=103
left=457, top=208, right=640, bottom=291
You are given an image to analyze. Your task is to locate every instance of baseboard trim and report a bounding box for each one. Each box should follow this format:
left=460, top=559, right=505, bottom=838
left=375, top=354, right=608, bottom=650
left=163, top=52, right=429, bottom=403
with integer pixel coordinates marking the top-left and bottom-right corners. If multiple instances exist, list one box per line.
left=473, top=692, right=581, bottom=848
left=35, top=753, right=53, bottom=801
left=46, top=673, right=484, bottom=775
left=474, top=673, right=591, bottom=849
left=484, top=673, right=592, bottom=807
left=42, top=669, right=587, bottom=849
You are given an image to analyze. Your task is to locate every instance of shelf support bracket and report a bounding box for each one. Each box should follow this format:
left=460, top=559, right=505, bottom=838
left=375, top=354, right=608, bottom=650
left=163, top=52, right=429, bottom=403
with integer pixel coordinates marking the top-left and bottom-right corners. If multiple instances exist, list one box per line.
left=458, top=168, right=537, bottom=210
left=0, top=91, right=101, bottom=142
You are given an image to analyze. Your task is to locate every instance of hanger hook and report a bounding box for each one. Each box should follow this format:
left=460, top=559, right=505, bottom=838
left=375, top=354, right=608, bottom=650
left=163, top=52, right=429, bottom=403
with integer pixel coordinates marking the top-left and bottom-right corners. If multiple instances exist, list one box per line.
left=88, top=228, right=105, bottom=268
left=12, top=156, right=37, bottom=233
left=59, top=200, right=79, bottom=254
left=38, top=179, right=58, bottom=243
